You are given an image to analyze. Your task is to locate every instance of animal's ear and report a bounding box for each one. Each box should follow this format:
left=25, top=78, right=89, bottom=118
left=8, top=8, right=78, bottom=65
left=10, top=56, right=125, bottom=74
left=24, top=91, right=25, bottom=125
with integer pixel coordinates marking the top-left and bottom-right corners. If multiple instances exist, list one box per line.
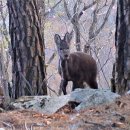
left=64, top=31, right=73, bottom=44
left=54, top=34, right=61, bottom=45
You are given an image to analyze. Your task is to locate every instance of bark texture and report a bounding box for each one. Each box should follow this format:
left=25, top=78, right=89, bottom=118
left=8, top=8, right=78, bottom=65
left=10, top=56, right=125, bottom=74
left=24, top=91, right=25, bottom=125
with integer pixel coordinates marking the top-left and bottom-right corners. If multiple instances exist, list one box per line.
left=111, top=0, right=130, bottom=94
left=7, top=0, right=47, bottom=98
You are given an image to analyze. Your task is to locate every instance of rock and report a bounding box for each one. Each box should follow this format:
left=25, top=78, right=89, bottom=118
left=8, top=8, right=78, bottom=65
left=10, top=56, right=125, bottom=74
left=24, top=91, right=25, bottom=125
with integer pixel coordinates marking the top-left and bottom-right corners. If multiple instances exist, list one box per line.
left=0, top=128, right=5, bottom=130
left=10, top=96, right=51, bottom=112
left=10, top=88, right=120, bottom=114
left=10, top=95, right=70, bottom=114
left=69, top=88, right=120, bottom=111
left=126, top=90, right=130, bottom=94
left=0, top=108, right=4, bottom=113
left=41, top=95, right=70, bottom=114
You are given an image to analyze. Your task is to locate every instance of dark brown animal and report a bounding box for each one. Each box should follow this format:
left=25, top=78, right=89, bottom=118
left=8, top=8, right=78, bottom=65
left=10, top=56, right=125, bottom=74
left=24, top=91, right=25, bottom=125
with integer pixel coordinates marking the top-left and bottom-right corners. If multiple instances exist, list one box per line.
left=54, top=32, right=98, bottom=95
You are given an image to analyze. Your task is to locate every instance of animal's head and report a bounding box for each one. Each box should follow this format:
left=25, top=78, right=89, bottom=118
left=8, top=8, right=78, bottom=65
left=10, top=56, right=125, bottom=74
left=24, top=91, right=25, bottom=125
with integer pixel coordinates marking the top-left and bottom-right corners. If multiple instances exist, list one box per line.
left=54, top=31, right=73, bottom=60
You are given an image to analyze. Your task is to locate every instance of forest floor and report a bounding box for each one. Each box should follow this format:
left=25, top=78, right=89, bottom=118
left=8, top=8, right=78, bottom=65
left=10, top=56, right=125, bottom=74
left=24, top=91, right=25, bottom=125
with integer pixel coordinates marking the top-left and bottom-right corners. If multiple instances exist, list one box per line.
left=0, top=95, right=130, bottom=130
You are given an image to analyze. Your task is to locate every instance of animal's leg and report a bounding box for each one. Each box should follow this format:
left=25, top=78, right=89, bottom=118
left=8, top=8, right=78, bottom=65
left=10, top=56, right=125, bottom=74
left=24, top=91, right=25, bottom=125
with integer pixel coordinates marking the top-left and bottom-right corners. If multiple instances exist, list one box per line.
left=88, top=80, right=98, bottom=89
left=58, top=79, right=68, bottom=95
left=72, top=81, right=84, bottom=91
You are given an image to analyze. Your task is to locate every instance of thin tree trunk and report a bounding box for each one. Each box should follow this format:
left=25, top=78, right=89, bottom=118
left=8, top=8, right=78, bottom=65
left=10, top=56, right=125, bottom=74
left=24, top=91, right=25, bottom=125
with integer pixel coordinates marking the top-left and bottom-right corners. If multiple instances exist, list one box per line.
left=0, top=1, right=10, bottom=105
left=72, top=18, right=81, bottom=51
left=0, top=46, right=10, bottom=105
left=7, top=0, right=47, bottom=99
left=111, top=0, right=130, bottom=94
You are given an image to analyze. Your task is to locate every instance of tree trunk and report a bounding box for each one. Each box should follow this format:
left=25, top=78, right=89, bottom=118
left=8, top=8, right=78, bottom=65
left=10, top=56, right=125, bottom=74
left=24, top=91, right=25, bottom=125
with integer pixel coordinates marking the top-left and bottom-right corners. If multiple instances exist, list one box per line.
left=63, top=0, right=81, bottom=51
left=73, top=22, right=81, bottom=51
left=7, top=0, right=47, bottom=99
left=111, top=0, right=130, bottom=94
left=0, top=1, right=11, bottom=106
left=0, top=47, right=10, bottom=104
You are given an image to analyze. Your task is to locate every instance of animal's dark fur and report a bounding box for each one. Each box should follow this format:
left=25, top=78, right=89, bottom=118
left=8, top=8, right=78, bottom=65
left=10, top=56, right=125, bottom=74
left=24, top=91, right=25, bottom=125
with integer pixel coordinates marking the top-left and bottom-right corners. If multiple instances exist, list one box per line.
left=54, top=32, right=98, bottom=95
left=58, top=52, right=98, bottom=95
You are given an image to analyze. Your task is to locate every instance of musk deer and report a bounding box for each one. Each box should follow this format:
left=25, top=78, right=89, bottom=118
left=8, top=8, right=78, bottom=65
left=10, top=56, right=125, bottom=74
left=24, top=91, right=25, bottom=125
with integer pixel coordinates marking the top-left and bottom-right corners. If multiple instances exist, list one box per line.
left=54, top=32, right=98, bottom=95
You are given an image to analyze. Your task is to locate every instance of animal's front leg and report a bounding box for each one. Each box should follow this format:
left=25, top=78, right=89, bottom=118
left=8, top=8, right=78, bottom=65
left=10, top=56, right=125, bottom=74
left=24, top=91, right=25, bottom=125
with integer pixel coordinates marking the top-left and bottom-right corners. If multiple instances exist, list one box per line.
left=72, top=82, right=79, bottom=91
left=58, top=79, right=68, bottom=95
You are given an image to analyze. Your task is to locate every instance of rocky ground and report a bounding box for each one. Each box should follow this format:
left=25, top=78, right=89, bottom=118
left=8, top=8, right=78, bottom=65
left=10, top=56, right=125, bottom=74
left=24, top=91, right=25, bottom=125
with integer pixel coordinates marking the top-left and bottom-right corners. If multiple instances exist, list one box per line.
left=0, top=94, right=130, bottom=130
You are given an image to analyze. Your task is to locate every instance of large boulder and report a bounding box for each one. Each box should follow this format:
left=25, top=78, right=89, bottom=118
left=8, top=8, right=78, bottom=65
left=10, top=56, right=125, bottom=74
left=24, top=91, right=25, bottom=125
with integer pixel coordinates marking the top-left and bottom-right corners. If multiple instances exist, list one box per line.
left=10, top=88, right=120, bottom=114
left=10, top=95, right=70, bottom=114
left=69, top=88, right=120, bottom=111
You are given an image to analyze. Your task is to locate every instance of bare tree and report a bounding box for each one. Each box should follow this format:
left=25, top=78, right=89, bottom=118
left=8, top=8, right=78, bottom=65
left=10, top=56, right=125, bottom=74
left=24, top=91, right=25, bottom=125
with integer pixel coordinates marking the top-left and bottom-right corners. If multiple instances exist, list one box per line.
left=63, top=0, right=95, bottom=51
left=7, top=0, right=47, bottom=99
left=111, top=0, right=130, bottom=94
left=63, top=0, right=115, bottom=52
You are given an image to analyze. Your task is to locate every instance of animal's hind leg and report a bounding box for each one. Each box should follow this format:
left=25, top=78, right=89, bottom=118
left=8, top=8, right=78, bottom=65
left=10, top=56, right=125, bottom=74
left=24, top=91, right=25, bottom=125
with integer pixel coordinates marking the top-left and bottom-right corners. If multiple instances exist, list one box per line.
left=72, top=81, right=84, bottom=91
left=88, top=80, right=98, bottom=89
left=59, top=79, right=68, bottom=95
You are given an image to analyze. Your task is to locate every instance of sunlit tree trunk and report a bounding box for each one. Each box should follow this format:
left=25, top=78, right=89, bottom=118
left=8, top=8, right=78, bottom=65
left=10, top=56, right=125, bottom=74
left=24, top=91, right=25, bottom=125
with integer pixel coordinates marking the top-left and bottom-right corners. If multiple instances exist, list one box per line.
left=111, top=0, right=130, bottom=94
left=7, top=0, right=47, bottom=99
left=0, top=1, right=10, bottom=104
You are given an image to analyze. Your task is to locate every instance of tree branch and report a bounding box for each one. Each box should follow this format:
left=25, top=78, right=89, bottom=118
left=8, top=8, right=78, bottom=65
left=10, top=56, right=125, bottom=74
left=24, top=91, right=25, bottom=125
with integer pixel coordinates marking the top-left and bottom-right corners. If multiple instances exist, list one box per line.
left=44, top=0, right=63, bottom=17
left=63, top=0, right=72, bottom=20
left=89, top=2, right=98, bottom=39
left=46, top=51, right=57, bottom=67
left=94, top=0, right=115, bottom=38
left=78, top=1, right=97, bottom=19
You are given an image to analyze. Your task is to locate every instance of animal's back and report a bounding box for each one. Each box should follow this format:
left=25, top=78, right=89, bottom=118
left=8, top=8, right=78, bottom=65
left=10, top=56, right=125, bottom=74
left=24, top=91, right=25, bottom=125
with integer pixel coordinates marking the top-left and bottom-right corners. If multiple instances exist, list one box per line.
left=68, top=52, right=97, bottom=81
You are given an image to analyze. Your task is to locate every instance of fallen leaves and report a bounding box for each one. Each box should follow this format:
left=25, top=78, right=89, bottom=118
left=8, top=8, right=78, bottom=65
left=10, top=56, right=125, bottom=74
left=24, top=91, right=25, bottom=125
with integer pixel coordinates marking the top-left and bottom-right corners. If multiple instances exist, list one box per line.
left=0, top=95, right=130, bottom=130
